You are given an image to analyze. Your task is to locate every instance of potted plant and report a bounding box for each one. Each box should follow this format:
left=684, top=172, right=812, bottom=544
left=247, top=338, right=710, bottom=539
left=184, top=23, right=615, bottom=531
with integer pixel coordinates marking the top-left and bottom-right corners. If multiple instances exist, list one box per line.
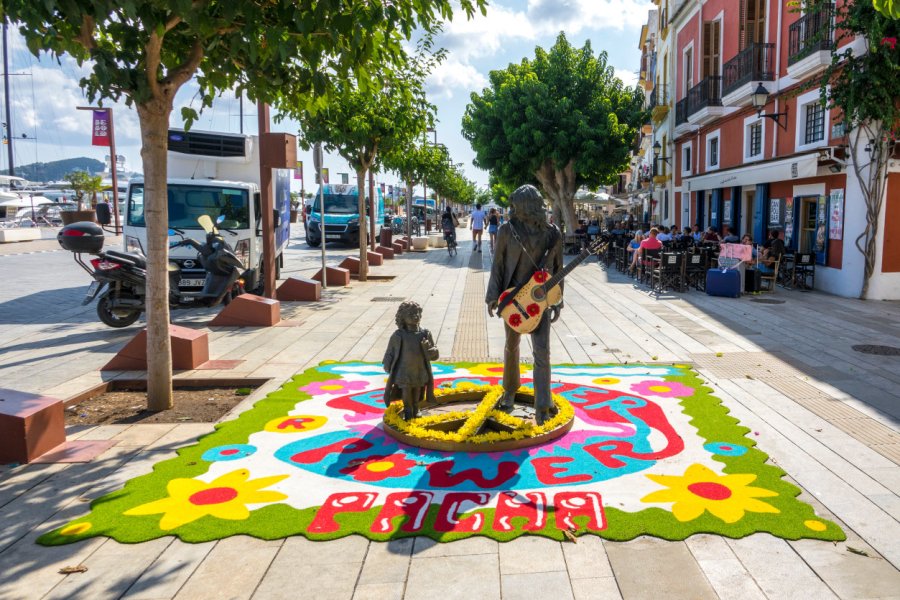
left=61, top=170, right=103, bottom=224
left=289, top=192, right=300, bottom=223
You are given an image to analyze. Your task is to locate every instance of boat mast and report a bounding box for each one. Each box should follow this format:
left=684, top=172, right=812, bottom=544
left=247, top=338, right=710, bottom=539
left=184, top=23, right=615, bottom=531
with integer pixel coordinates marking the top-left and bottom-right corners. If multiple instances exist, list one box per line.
left=2, top=20, right=13, bottom=177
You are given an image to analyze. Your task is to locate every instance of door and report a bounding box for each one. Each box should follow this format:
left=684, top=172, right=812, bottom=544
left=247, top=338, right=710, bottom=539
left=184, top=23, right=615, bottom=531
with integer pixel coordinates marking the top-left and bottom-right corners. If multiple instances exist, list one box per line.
left=702, top=21, right=722, bottom=78
left=743, top=192, right=754, bottom=238
left=799, top=197, right=817, bottom=253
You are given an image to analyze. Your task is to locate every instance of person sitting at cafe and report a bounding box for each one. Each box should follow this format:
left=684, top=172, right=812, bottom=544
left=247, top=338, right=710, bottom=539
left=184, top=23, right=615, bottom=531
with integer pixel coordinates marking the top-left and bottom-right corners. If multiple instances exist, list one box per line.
left=759, top=229, right=785, bottom=273
left=691, top=224, right=703, bottom=243
left=657, top=226, right=673, bottom=243
left=721, top=225, right=740, bottom=244
left=611, top=221, right=626, bottom=235
left=702, top=226, right=721, bottom=243
left=627, top=232, right=643, bottom=272
left=640, top=228, right=663, bottom=251
left=741, top=234, right=758, bottom=259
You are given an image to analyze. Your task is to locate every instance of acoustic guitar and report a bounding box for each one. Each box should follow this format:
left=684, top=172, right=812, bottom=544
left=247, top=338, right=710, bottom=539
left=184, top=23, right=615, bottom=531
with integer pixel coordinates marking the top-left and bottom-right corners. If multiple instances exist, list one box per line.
left=497, top=239, right=608, bottom=334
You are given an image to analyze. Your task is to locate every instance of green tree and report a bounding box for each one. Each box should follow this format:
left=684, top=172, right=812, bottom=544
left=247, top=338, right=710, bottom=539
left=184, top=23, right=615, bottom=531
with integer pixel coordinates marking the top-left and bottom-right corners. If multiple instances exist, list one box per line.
left=382, top=140, right=449, bottom=235
left=288, top=43, right=439, bottom=280
left=808, top=0, right=899, bottom=298
left=462, top=33, right=645, bottom=232
left=7, top=0, right=485, bottom=410
left=874, top=0, right=900, bottom=18
left=63, top=170, right=103, bottom=211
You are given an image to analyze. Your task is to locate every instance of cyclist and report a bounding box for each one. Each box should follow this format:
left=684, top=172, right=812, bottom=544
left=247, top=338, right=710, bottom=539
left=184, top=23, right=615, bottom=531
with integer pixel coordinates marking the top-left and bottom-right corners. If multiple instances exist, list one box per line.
left=441, top=205, right=458, bottom=255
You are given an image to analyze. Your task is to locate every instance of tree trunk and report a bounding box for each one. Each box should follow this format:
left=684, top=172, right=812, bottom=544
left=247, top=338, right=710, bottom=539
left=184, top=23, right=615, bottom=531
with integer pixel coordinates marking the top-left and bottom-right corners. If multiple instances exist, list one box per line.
left=137, top=103, right=173, bottom=411
left=850, top=124, right=889, bottom=299
left=535, top=158, right=578, bottom=233
left=356, top=169, right=369, bottom=281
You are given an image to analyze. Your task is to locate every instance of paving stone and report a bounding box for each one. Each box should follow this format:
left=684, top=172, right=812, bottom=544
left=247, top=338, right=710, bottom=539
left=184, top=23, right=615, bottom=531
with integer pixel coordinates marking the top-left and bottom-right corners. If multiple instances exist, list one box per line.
left=356, top=538, right=413, bottom=585
left=175, top=536, right=282, bottom=600
left=499, top=536, right=567, bottom=575
left=411, top=534, right=497, bottom=557
left=562, top=536, right=614, bottom=579
left=279, top=534, right=369, bottom=565
left=351, top=582, right=404, bottom=600
left=692, top=557, right=766, bottom=600
left=254, top=559, right=361, bottom=600
left=726, top=535, right=839, bottom=600
left=605, top=538, right=717, bottom=600
left=122, top=540, right=215, bottom=599
left=502, top=571, right=574, bottom=600
left=569, top=577, right=622, bottom=600
left=789, top=538, right=900, bottom=599
left=405, top=554, right=500, bottom=600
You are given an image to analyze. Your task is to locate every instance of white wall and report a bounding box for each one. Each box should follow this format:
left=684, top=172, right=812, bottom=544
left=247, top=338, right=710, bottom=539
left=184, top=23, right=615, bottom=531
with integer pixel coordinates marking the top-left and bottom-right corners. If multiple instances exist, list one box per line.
left=865, top=159, right=900, bottom=300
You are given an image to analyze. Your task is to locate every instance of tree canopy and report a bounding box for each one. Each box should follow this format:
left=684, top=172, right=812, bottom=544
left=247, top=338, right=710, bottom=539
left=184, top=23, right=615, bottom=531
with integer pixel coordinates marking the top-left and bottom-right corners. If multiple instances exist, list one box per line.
left=462, top=32, right=645, bottom=231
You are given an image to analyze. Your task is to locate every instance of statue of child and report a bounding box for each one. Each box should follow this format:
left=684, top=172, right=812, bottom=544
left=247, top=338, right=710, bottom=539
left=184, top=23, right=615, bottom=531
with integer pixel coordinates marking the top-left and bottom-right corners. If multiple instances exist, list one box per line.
left=382, top=300, right=439, bottom=420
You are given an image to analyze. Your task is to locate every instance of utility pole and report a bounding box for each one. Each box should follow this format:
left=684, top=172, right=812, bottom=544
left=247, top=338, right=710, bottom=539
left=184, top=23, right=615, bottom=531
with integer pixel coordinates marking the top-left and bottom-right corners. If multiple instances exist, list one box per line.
left=2, top=21, right=14, bottom=176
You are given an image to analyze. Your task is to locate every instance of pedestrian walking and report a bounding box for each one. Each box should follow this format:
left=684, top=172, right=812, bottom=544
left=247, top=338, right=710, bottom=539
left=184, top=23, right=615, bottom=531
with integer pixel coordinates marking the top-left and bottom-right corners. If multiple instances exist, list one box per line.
left=470, top=203, right=486, bottom=252
left=487, top=207, right=500, bottom=252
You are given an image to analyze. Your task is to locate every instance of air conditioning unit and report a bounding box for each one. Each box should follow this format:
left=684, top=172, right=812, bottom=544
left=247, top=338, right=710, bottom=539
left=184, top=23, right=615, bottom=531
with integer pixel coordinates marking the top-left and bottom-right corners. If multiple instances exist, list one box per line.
left=167, top=129, right=251, bottom=161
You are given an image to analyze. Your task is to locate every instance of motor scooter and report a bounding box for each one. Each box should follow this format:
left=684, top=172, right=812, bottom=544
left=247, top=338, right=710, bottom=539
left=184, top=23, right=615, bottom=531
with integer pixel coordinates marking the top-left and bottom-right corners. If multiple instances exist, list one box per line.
left=59, top=214, right=247, bottom=327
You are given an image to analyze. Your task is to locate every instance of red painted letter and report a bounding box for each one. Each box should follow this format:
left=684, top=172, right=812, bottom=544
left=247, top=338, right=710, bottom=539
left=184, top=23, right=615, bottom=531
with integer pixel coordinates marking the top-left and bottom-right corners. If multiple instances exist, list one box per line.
left=308, top=492, right=378, bottom=533
left=492, top=491, right=547, bottom=532
left=532, top=457, right=593, bottom=485
left=554, top=492, right=606, bottom=532
left=426, top=460, right=518, bottom=489
left=434, top=493, right=491, bottom=533
left=290, top=437, right=373, bottom=464
left=371, top=492, right=434, bottom=534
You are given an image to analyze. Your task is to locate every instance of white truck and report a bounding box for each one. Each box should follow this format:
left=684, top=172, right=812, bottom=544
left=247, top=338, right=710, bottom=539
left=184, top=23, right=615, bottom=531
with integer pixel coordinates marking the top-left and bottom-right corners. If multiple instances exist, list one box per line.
left=123, top=129, right=292, bottom=294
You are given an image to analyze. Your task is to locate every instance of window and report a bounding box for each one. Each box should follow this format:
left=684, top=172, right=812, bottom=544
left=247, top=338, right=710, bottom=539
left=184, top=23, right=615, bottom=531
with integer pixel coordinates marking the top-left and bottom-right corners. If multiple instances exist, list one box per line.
left=684, top=46, right=693, bottom=92
left=749, top=122, right=762, bottom=156
left=804, top=102, right=825, bottom=145
left=709, top=138, right=719, bottom=166
left=702, top=20, right=721, bottom=78
left=682, top=144, right=692, bottom=175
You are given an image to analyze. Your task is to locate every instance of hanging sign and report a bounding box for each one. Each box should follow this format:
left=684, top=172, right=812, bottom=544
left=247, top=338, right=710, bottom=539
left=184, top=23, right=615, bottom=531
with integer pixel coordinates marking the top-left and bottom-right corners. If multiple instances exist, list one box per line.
left=91, top=110, right=111, bottom=147
left=294, top=160, right=303, bottom=181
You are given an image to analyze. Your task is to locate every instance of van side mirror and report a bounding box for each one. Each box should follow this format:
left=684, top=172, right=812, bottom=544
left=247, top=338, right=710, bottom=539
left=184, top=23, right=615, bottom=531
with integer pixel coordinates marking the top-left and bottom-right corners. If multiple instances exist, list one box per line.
left=96, top=202, right=111, bottom=225
left=305, top=204, right=311, bottom=214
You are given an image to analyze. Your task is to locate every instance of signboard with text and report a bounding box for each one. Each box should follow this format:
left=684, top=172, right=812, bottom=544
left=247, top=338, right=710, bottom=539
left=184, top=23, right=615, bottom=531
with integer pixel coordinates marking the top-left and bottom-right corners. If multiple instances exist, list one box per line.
left=91, top=110, right=111, bottom=147
left=829, top=189, right=844, bottom=241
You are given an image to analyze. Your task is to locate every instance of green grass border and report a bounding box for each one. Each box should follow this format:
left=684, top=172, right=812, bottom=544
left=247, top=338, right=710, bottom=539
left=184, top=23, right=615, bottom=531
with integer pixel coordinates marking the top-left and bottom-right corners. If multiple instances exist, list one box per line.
left=38, top=363, right=845, bottom=546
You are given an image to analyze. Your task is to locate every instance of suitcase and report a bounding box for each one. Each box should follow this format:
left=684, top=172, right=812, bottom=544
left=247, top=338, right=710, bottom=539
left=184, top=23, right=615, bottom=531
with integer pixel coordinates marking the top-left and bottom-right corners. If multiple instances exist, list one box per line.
left=706, top=268, right=741, bottom=298
left=745, top=268, right=762, bottom=293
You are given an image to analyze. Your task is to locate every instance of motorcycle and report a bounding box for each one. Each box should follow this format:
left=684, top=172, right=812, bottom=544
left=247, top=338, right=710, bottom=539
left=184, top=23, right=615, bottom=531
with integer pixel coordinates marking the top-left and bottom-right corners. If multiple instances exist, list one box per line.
left=59, top=214, right=247, bottom=328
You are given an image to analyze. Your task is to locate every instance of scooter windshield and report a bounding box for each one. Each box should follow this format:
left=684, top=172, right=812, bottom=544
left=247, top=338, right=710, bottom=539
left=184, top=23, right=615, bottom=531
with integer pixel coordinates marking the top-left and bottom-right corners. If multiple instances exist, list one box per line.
left=197, top=215, right=214, bottom=233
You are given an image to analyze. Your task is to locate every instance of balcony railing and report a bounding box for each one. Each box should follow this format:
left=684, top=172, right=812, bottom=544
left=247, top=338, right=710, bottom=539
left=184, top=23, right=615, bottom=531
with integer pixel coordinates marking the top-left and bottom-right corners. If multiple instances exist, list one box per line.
left=722, top=43, right=776, bottom=97
left=675, top=97, right=688, bottom=126
left=788, top=4, right=835, bottom=65
left=649, top=85, right=668, bottom=110
left=686, top=76, right=722, bottom=117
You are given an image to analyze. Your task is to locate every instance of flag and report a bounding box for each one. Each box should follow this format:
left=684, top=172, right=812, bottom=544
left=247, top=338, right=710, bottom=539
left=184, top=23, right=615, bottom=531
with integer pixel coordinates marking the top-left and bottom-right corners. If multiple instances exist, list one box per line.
left=92, top=110, right=111, bottom=147
left=294, top=160, right=303, bottom=180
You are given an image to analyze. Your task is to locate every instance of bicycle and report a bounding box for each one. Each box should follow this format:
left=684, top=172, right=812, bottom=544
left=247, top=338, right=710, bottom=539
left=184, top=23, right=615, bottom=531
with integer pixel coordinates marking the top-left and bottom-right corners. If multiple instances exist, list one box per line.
left=444, top=229, right=457, bottom=257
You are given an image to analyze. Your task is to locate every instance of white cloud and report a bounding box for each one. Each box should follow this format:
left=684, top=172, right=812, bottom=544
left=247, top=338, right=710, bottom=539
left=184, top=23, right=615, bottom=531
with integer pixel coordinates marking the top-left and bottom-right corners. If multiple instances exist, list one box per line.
left=427, top=58, right=489, bottom=99
left=614, top=66, right=640, bottom=89
left=526, top=0, right=651, bottom=34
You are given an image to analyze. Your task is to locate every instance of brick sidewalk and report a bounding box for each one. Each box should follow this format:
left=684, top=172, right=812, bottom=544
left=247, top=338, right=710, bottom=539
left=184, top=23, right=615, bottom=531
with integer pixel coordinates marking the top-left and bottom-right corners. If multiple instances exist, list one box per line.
left=0, top=227, right=898, bottom=599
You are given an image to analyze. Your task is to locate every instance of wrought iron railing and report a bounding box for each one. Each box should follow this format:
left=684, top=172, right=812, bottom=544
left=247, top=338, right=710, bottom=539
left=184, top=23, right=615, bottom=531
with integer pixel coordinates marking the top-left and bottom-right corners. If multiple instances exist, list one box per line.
left=722, top=43, right=776, bottom=97
left=675, top=97, right=688, bottom=126
left=686, top=76, right=722, bottom=117
left=788, top=4, right=835, bottom=65
left=649, top=85, right=668, bottom=110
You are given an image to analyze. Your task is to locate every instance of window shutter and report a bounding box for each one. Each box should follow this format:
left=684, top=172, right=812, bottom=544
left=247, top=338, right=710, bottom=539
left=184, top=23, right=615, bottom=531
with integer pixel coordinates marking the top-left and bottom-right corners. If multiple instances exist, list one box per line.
left=713, top=21, right=721, bottom=77
left=739, top=0, right=747, bottom=49
left=702, top=22, right=711, bottom=79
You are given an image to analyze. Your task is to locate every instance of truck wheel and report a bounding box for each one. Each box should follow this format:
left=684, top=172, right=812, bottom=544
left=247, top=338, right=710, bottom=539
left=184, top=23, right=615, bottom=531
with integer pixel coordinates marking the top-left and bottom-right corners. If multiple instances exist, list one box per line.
left=307, top=237, right=321, bottom=248
left=97, top=296, right=142, bottom=328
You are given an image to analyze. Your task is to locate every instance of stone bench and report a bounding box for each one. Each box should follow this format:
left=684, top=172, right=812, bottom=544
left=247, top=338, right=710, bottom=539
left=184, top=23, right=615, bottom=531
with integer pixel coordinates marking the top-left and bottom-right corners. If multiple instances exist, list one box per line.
left=0, top=389, right=65, bottom=464
left=276, top=276, right=321, bottom=302
left=0, top=228, right=42, bottom=243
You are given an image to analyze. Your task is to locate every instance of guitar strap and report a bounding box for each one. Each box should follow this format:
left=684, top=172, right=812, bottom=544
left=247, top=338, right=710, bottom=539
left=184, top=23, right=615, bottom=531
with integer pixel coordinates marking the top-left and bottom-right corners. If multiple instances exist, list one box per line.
left=497, top=224, right=557, bottom=313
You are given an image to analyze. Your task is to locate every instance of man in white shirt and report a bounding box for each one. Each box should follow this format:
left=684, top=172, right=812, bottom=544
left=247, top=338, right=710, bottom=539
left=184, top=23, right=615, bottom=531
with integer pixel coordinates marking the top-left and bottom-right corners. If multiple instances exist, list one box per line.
left=470, top=203, right=486, bottom=252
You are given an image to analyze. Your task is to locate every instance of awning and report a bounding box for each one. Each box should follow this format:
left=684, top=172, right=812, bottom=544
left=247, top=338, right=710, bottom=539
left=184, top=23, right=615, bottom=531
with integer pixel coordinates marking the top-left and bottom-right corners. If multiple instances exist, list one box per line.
left=683, top=152, right=820, bottom=193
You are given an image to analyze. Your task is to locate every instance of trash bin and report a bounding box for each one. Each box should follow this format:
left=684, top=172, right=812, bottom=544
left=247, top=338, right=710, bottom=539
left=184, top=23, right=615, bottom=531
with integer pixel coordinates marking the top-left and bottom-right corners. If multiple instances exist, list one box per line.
left=425, top=218, right=432, bottom=232
left=379, top=227, right=392, bottom=247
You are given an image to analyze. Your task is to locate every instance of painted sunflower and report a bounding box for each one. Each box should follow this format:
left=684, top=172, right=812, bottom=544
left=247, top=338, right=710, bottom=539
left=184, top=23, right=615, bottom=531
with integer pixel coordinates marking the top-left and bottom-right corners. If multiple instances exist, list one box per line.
left=339, top=453, right=417, bottom=482
left=641, top=463, right=779, bottom=523
left=467, top=363, right=532, bottom=378
left=124, top=469, right=288, bottom=530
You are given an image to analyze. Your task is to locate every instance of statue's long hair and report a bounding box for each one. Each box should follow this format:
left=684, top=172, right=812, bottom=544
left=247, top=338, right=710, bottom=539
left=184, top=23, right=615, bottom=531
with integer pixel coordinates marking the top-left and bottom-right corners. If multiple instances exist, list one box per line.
left=395, top=301, right=422, bottom=331
left=508, top=185, right=547, bottom=230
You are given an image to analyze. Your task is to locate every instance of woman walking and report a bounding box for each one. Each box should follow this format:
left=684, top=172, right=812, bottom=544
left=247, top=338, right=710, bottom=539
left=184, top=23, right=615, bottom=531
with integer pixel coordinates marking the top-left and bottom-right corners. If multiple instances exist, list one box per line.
left=487, top=208, right=500, bottom=252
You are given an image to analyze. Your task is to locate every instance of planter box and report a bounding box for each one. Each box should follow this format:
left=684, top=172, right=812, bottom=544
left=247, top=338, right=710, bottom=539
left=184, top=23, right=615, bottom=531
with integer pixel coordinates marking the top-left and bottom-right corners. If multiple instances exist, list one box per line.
left=60, top=210, right=96, bottom=225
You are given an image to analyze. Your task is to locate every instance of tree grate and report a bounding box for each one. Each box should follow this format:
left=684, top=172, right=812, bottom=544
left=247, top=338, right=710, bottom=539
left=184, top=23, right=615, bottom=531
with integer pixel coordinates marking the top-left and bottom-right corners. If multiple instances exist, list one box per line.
left=371, top=297, right=405, bottom=302
left=750, top=298, right=786, bottom=304
left=852, top=345, right=900, bottom=356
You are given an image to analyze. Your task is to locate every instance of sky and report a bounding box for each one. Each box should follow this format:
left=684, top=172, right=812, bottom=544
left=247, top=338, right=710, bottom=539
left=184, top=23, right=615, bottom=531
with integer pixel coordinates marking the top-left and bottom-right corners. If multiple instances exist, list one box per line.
left=1, top=0, right=651, bottom=190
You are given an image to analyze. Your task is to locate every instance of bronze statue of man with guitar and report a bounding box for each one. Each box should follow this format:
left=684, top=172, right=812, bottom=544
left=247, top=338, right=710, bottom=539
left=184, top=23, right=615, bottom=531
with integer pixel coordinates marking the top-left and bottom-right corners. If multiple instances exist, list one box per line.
left=486, top=184, right=562, bottom=425
left=486, top=185, right=608, bottom=425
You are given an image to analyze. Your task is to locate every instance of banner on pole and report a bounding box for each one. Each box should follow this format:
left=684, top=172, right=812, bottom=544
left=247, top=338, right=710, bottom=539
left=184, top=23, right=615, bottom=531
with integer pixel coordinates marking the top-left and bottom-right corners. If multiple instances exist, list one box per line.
left=91, top=110, right=111, bottom=147
left=294, top=161, right=303, bottom=181
left=322, top=168, right=329, bottom=184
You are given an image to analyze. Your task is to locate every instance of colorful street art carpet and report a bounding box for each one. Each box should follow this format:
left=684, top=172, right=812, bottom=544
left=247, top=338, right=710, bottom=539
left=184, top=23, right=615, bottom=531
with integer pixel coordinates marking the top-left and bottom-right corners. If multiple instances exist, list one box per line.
left=40, top=363, right=845, bottom=545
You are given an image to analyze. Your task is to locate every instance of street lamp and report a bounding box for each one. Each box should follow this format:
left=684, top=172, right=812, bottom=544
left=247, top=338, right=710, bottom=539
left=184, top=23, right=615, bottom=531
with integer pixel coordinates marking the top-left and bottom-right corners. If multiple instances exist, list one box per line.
left=751, top=83, right=788, bottom=130
left=652, top=140, right=671, bottom=166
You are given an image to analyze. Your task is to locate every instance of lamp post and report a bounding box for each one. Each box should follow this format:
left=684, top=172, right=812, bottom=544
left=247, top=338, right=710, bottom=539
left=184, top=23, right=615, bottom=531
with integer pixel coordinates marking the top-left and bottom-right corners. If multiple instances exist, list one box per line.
left=76, top=106, right=121, bottom=234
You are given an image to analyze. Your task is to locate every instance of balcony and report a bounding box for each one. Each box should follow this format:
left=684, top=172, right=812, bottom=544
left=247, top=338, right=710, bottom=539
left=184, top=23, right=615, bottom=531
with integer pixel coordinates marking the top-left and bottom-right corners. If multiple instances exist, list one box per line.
left=674, top=97, right=691, bottom=136
left=686, top=76, right=724, bottom=126
left=722, top=43, right=776, bottom=106
left=787, top=4, right=834, bottom=80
